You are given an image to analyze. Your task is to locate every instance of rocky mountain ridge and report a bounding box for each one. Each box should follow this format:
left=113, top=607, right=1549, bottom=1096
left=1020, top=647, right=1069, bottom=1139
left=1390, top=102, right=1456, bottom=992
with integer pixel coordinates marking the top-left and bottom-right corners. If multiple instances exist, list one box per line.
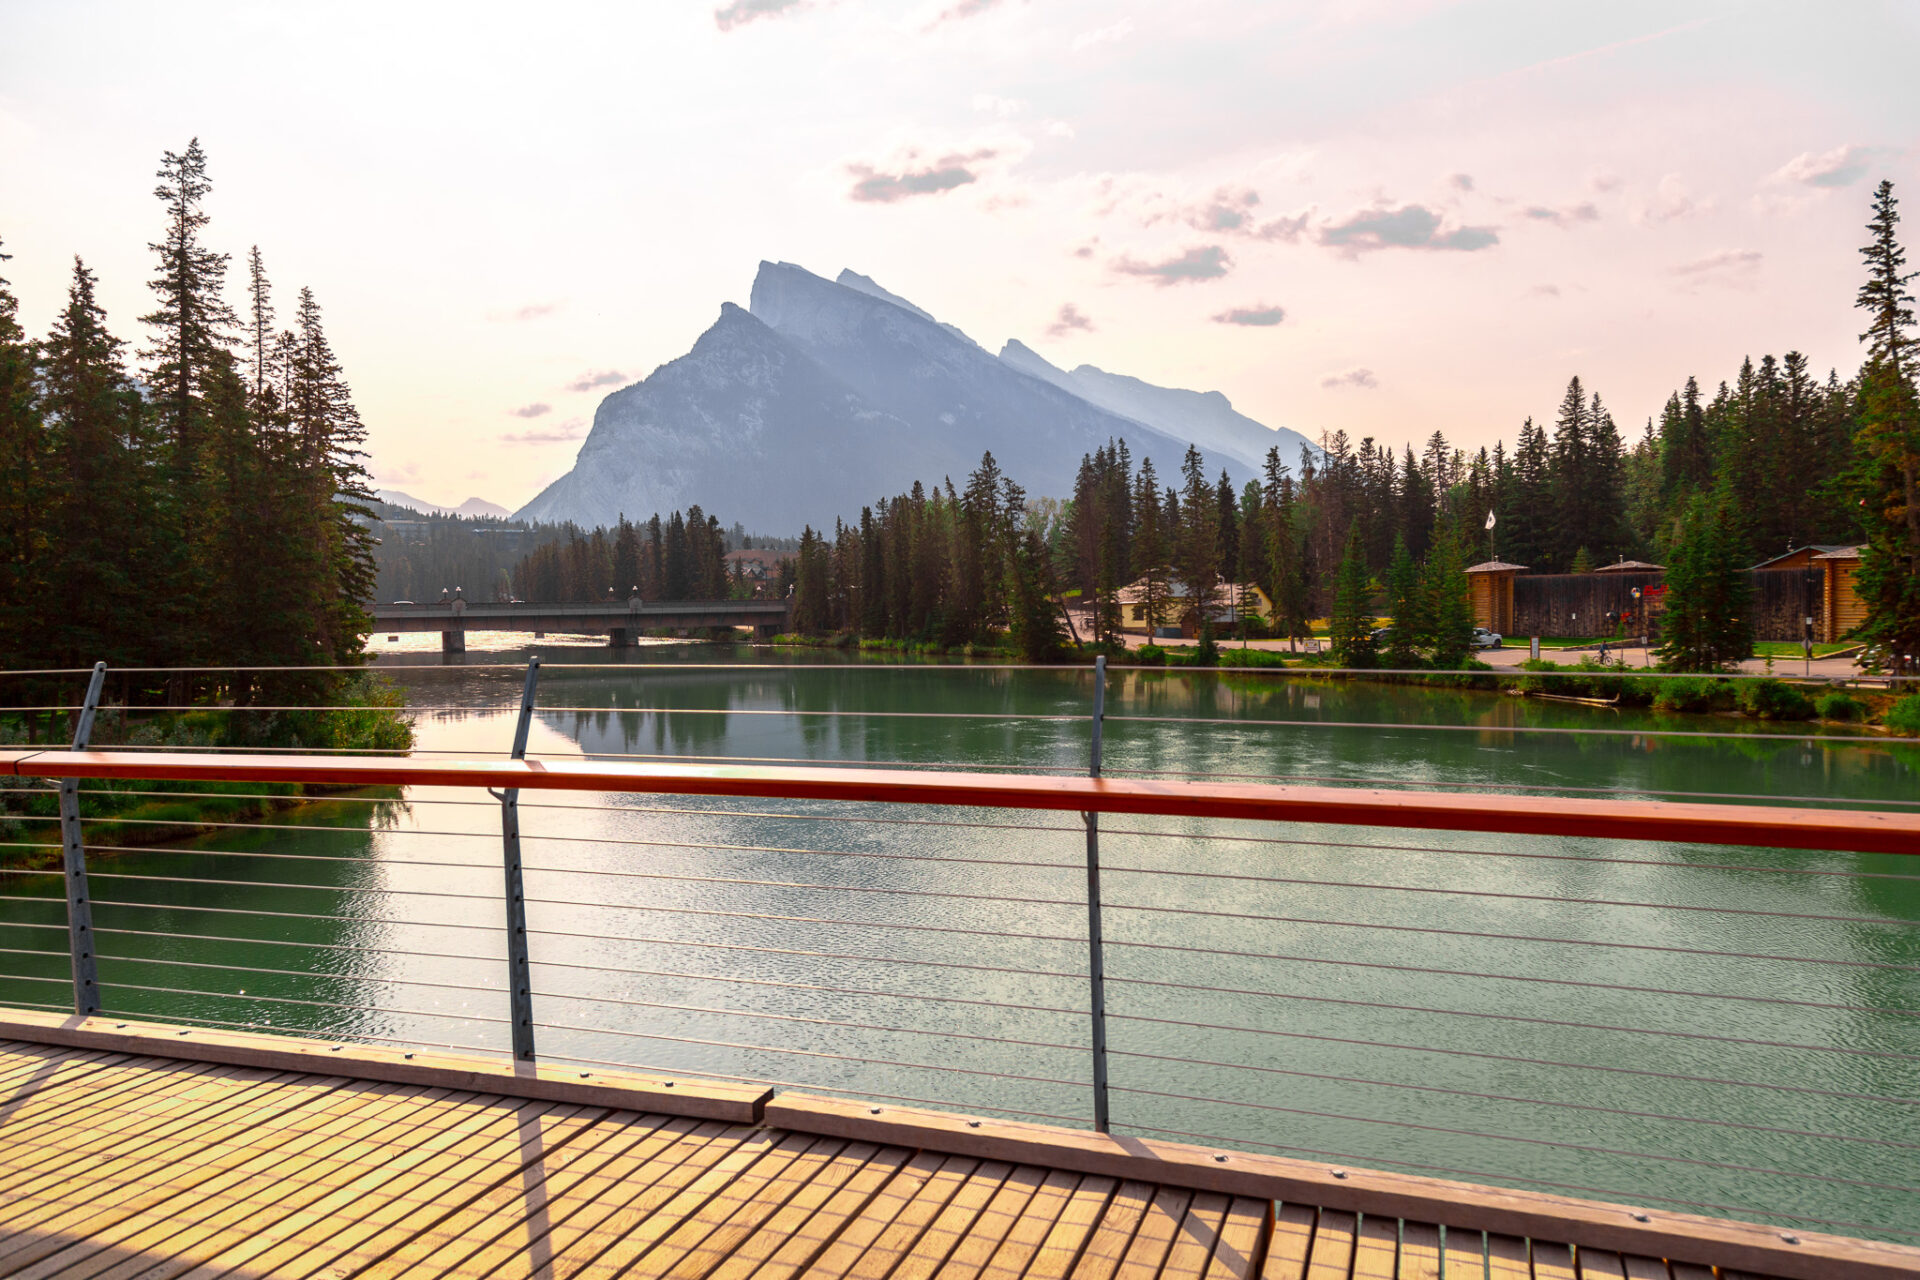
left=514, top=263, right=1316, bottom=532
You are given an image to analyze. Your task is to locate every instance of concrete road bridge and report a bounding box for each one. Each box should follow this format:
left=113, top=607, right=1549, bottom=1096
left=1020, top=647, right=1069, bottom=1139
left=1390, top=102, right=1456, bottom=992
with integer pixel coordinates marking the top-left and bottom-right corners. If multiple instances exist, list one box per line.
left=367, top=599, right=793, bottom=650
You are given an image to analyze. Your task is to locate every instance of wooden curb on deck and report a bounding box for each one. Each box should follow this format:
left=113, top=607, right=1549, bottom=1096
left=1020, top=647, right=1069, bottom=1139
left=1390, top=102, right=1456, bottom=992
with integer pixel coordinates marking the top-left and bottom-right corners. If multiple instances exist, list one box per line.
left=0, top=1008, right=769, bottom=1123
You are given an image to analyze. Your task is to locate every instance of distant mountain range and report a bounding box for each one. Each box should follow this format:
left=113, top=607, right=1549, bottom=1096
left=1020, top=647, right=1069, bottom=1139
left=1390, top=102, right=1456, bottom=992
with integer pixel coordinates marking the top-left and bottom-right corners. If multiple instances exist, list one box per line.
left=376, top=490, right=510, bottom=519
left=514, top=263, right=1317, bottom=532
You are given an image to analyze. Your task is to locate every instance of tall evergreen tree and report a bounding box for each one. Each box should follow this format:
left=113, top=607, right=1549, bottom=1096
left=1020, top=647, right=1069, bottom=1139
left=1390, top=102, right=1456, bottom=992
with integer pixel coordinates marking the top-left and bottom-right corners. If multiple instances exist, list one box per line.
left=1329, top=523, right=1376, bottom=668
left=1848, top=180, right=1920, bottom=666
left=1381, top=534, right=1422, bottom=666
left=0, top=236, right=47, bottom=668
left=1658, top=490, right=1755, bottom=671
left=1175, top=445, right=1219, bottom=623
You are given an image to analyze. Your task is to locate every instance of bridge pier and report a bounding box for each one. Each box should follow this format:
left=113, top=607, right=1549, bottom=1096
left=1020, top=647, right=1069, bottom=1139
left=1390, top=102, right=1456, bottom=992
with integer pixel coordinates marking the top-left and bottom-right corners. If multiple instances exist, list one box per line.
left=608, top=627, right=632, bottom=648
left=441, top=630, right=465, bottom=653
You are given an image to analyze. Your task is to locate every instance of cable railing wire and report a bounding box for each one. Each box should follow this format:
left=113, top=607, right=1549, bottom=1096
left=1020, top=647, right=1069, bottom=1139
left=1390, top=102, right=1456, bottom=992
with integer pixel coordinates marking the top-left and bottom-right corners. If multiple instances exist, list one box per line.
left=96, top=952, right=506, bottom=997
left=1106, top=1082, right=1920, bottom=1196
left=1105, top=907, right=1920, bottom=972
left=537, top=1020, right=1089, bottom=1092
left=1109, top=1000, right=1920, bottom=1064
left=531, top=990, right=1086, bottom=1055
left=526, top=956, right=1081, bottom=1020
left=1103, top=1048, right=1920, bottom=1150
left=104, top=981, right=512, bottom=1025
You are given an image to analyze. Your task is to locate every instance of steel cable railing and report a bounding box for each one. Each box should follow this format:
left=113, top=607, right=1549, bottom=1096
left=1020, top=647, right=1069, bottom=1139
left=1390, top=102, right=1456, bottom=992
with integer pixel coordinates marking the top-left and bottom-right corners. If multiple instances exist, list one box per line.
left=3, top=656, right=1920, bottom=1247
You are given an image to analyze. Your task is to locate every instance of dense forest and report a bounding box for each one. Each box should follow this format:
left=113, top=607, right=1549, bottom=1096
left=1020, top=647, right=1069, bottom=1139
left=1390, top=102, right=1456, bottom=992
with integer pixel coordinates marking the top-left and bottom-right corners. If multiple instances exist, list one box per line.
left=769, top=183, right=1920, bottom=668
left=0, top=141, right=377, bottom=707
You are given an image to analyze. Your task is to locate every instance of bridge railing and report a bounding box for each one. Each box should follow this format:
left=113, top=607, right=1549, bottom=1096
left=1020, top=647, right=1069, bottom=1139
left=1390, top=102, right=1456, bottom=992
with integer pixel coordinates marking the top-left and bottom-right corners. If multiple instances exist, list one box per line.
left=0, top=658, right=1918, bottom=1248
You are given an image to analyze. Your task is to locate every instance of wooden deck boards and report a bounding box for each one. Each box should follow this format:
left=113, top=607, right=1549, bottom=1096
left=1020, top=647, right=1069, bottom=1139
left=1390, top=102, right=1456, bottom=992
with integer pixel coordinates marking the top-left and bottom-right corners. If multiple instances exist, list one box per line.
left=0, top=1038, right=1813, bottom=1280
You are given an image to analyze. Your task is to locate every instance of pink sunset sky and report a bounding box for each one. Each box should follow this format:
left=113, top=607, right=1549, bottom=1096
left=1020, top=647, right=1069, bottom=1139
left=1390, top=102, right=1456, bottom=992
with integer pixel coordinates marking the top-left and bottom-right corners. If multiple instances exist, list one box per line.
left=3, top=0, right=1916, bottom=510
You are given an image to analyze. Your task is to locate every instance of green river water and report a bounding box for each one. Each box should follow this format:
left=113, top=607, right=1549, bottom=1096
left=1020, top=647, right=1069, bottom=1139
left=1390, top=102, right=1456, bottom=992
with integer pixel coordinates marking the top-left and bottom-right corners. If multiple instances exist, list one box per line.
left=2, top=641, right=1917, bottom=1241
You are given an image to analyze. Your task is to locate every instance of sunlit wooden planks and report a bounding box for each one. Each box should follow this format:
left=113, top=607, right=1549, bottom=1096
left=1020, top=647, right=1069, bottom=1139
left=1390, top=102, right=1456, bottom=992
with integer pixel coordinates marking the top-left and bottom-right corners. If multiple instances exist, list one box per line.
left=0, top=1038, right=1871, bottom=1280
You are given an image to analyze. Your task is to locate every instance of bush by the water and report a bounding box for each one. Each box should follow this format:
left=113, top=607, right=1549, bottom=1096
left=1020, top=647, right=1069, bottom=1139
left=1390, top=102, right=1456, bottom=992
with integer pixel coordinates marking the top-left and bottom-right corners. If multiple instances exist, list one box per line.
left=1814, top=691, right=1866, bottom=721
left=0, top=674, right=414, bottom=862
left=1886, top=694, right=1920, bottom=736
left=1736, top=678, right=1814, bottom=720
left=1651, top=676, right=1735, bottom=713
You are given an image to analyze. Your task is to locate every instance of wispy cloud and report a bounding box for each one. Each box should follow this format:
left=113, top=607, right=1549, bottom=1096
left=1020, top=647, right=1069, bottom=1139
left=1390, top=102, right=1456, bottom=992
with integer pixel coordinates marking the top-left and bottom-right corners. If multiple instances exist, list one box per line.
left=1111, top=245, right=1231, bottom=286
left=1072, top=18, right=1133, bottom=51
left=567, top=369, right=629, bottom=393
left=1523, top=202, right=1599, bottom=228
left=1321, top=368, right=1378, bottom=390
left=1212, top=304, right=1286, bottom=327
left=848, top=150, right=995, bottom=203
left=1450, top=173, right=1475, bottom=192
left=715, top=0, right=805, bottom=32
left=1527, top=283, right=1562, bottom=299
left=1671, top=249, right=1761, bottom=291
left=1318, top=205, right=1497, bottom=255
left=1769, top=144, right=1874, bottom=189
left=510, top=403, right=552, bottom=419
left=1046, top=303, right=1094, bottom=337
left=490, top=302, right=561, bottom=323
left=501, top=418, right=587, bottom=445
left=932, top=0, right=1003, bottom=26
left=1636, top=173, right=1709, bottom=224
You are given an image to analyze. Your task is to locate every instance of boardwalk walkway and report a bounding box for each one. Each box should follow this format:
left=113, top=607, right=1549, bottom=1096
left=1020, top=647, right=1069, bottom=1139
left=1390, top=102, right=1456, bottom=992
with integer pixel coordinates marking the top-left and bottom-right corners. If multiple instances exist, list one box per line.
left=0, top=1019, right=1913, bottom=1280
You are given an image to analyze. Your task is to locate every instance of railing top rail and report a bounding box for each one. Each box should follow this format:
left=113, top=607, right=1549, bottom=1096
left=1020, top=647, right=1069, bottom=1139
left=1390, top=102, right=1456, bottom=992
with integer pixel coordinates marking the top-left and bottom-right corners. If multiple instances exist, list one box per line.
left=5, top=747, right=1915, bottom=856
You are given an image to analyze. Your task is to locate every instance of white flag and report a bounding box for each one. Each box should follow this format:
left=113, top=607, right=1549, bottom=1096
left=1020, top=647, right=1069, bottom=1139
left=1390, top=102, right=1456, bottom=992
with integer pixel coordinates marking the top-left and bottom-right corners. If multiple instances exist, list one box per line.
left=1485, top=510, right=1497, bottom=530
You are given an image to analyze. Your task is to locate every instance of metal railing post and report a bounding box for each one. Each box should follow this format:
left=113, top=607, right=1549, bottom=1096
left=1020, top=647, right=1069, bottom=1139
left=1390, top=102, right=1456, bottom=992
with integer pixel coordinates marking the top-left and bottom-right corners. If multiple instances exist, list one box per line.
left=500, top=656, right=540, bottom=1061
left=58, top=662, right=108, bottom=1015
left=1085, top=654, right=1110, bottom=1132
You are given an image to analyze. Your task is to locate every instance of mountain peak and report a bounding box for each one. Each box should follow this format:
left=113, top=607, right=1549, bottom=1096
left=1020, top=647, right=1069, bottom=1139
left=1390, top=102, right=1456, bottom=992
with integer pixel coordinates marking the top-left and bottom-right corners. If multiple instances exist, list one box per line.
left=835, top=270, right=939, bottom=324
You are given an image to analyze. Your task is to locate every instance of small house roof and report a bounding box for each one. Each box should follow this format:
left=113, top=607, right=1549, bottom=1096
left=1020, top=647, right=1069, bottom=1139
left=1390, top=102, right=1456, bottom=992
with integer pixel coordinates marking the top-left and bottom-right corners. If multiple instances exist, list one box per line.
left=1463, top=560, right=1528, bottom=574
left=1747, top=544, right=1854, bottom=570
left=1812, top=546, right=1864, bottom=562
left=1116, top=576, right=1268, bottom=606
left=1594, top=559, right=1664, bottom=573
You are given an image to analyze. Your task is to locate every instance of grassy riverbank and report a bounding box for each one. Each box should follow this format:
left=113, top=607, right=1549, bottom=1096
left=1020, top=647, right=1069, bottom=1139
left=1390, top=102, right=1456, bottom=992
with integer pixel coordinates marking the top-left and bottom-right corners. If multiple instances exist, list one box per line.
left=0, top=674, right=413, bottom=868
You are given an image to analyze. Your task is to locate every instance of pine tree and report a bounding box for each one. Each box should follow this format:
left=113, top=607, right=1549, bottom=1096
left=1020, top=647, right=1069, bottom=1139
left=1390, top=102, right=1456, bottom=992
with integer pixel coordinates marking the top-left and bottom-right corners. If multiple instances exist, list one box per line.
left=140, top=139, right=237, bottom=666
left=1381, top=534, right=1422, bottom=666
left=1176, top=445, right=1219, bottom=626
left=0, top=236, right=47, bottom=667
left=1420, top=521, right=1476, bottom=667
left=1329, top=523, right=1376, bottom=667
left=1848, top=180, right=1920, bottom=666
left=1008, top=528, right=1070, bottom=661
left=1658, top=490, right=1754, bottom=671
left=1132, top=457, right=1170, bottom=632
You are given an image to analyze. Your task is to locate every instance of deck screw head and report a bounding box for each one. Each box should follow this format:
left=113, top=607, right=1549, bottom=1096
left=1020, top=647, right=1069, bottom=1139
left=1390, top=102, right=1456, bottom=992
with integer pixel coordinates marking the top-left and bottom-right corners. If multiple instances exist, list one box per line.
left=1781, top=1235, right=1800, bottom=1245
left=1329, top=1169, right=1347, bottom=1179
left=663, top=1081, right=675, bottom=1088
left=1631, top=1213, right=1650, bottom=1223
left=1214, top=1155, right=1228, bottom=1163
left=580, top=1072, right=591, bottom=1078
left=870, top=1107, right=882, bottom=1115
left=115, top=1023, right=127, bottom=1029
left=404, top=1053, right=414, bottom=1060
left=967, top=1121, right=981, bottom=1128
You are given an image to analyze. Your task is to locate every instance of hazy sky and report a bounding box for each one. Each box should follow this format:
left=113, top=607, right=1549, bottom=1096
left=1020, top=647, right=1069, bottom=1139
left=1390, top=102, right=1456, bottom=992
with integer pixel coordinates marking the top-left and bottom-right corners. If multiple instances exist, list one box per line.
left=4, top=1, right=1917, bottom=510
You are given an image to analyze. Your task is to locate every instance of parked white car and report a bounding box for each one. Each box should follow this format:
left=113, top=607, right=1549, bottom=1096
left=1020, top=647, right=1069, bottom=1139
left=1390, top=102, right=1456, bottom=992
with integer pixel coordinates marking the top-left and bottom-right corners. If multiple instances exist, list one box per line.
left=1471, top=627, right=1503, bottom=649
